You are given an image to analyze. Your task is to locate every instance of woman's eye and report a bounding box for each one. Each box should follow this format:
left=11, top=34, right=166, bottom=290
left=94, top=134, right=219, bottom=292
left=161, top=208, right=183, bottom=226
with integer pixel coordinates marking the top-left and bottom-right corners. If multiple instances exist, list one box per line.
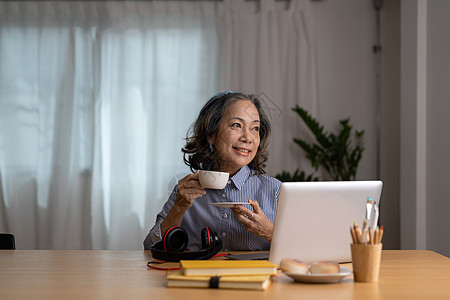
left=231, top=123, right=241, bottom=128
left=253, top=126, right=260, bottom=132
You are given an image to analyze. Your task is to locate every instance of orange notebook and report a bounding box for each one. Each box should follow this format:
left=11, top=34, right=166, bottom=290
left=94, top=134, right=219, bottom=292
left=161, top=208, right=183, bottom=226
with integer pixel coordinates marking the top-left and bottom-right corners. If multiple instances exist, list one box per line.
left=180, top=260, right=277, bottom=276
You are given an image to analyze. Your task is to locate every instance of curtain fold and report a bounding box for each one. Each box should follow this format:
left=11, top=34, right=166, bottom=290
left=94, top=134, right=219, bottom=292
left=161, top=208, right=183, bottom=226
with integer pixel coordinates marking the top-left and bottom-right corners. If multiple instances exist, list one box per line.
left=219, top=0, right=318, bottom=176
left=0, top=0, right=317, bottom=249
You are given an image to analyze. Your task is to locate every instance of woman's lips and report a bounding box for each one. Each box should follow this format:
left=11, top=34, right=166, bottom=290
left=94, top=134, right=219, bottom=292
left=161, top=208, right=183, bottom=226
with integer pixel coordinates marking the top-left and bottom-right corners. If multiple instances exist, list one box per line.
left=232, top=146, right=251, bottom=156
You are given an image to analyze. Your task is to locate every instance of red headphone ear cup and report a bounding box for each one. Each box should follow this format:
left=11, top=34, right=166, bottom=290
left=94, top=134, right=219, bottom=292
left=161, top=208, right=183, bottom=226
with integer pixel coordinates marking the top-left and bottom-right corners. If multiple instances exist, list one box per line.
left=201, top=227, right=215, bottom=249
left=163, top=226, right=188, bottom=252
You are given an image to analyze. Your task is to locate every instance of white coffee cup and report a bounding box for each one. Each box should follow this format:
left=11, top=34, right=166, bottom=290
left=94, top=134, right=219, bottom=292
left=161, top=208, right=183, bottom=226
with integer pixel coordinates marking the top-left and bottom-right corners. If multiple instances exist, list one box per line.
left=198, top=170, right=229, bottom=189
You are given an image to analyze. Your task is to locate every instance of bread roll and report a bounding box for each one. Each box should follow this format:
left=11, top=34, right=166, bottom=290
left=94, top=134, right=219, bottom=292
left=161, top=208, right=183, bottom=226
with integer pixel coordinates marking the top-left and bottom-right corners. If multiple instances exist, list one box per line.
left=310, top=261, right=340, bottom=274
left=280, top=258, right=310, bottom=274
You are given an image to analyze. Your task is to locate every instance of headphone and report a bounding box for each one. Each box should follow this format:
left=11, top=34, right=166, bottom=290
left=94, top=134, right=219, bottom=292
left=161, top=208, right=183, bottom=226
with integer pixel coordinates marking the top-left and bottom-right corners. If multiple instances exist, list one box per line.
left=150, top=226, right=222, bottom=262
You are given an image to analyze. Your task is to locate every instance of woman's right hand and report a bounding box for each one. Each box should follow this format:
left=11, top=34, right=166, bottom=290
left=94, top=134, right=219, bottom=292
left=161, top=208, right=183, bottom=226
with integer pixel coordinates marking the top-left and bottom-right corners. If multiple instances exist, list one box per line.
left=160, top=172, right=206, bottom=235
left=174, top=172, right=206, bottom=210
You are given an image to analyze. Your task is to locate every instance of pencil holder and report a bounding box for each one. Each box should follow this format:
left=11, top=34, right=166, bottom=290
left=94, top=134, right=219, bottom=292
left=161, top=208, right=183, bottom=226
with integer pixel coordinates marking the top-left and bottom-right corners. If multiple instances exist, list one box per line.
left=350, top=243, right=382, bottom=282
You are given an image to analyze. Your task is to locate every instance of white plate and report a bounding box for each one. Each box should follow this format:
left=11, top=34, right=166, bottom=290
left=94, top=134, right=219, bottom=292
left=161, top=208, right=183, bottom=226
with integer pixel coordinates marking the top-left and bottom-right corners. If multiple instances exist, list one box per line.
left=283, top=267, right=352, bottom=284
left=208, top=202, right=251, bottom=208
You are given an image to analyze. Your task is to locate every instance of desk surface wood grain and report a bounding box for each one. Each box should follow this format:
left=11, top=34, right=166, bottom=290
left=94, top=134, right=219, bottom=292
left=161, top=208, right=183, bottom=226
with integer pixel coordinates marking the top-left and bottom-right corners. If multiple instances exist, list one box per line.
left=0, top=250, right=449, bottom=300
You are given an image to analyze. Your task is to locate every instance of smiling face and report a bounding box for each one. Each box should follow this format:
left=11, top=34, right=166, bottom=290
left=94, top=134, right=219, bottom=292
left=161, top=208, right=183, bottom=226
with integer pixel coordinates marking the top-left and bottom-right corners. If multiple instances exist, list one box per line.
left=210, top=100, right=261, bottom=176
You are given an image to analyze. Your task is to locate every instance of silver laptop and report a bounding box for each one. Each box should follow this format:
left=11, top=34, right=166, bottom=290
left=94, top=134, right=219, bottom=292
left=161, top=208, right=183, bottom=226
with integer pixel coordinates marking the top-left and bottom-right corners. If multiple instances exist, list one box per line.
left=268, top=181, right=383, bottom=266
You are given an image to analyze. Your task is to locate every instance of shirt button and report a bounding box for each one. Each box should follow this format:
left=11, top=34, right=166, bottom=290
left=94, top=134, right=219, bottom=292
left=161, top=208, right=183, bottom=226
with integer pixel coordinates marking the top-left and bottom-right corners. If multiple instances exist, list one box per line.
left=221, top=232, right=227, bottom=237
left=227, top=180, right=231, bottom=184
left=222, top=213, right=228, bottom=219
left=222, top=193, right=226, bottom=198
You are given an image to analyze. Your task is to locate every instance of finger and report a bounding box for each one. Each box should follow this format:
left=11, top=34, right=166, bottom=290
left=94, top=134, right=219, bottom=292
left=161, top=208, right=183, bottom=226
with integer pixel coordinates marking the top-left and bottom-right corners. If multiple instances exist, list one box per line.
left=178, top=191, right=205, bottom=206
left=232, top=205, right=253, bottom=218
left=233, top=211, right=254, bottom=227
left=181, top=180, right=203, bottom=191
left=249, top=199, right=263, bottom=214
left=185, top=188, right=206, bottom=197
left=179, top=183, right=206, bottom=197
left=233, top=211, right=256, bottom=228
left=181, top=171, right=200, bottom=183
left=181, top=172, right=195, bottom=181
left=179, top=173, right=202, bottom=190
left=187, top=193, right=205, bottom=201
left=178, top=178, right=205, bottom=197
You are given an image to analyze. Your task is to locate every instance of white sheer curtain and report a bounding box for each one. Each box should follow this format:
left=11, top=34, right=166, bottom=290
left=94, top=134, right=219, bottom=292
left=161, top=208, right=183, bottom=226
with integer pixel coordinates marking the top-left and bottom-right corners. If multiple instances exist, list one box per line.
left=0, top=1, right=220, bottom=249
left=0, top=0, right=316, bottom=250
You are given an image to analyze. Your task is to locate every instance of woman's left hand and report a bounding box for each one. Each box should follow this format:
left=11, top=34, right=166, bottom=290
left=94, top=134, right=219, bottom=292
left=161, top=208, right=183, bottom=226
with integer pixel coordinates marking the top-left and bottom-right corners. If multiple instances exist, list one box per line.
left=231, top=199, right=273, bottom=242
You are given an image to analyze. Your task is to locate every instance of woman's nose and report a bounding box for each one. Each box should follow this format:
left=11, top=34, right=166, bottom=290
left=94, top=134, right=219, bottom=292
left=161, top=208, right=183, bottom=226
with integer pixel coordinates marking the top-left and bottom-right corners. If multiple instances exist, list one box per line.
left=239, top=128, right=252, bottom=142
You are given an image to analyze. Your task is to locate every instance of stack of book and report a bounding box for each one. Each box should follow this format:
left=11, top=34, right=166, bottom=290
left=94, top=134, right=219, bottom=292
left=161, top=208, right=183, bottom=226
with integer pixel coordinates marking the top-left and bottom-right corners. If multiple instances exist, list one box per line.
left=166, top=260, right=277, bottom=291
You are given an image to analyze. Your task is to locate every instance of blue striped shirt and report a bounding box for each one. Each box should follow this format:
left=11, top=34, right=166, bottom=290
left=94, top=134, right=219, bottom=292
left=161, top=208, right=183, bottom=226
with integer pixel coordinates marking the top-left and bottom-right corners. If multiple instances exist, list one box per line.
left=144, top=165, right=281, bottom=251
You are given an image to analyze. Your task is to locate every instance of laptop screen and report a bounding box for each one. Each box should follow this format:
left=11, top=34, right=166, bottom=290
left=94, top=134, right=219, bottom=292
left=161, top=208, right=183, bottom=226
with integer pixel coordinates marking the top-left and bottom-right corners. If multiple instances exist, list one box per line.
left=268, top=181, right=383, bottom=266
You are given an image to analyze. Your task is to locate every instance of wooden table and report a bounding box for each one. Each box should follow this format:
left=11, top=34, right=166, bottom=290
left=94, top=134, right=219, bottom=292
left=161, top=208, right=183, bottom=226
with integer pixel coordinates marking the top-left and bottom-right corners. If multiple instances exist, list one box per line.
left=0, top=250, right=449, bottom=299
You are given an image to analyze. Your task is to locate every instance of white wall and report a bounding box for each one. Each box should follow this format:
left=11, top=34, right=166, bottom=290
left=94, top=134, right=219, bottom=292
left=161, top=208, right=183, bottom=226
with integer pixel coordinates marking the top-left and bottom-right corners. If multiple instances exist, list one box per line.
left=312, top=0, right=377, bottom=181
left=312, top=0, right=450, bottom=256
left=401, top=0, right=450, bottom=257
left=311, top=0, right=401, bottom=249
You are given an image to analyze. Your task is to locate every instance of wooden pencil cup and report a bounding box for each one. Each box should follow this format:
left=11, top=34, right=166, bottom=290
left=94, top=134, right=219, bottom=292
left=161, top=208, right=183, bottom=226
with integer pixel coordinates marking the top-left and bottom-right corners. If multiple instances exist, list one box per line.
left=350, top=243, right=382, bottom=282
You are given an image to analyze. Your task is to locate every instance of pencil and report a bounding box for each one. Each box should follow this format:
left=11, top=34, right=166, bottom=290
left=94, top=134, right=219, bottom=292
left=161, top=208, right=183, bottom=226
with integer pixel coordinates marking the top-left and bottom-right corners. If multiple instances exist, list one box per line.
left=355, top=225, right=363, bottom=244
left=375, top=226, right=381, bottom=244
left=378, top=225, right=384, bottom=244
left=369, top=227, right=374, bottom=245
left=352, top=222, right=358, bottom=244
left=350, top=226, right=356, bottom=244
left=362, top=219, right=369, bottom=244
left=373, top=227, right=378, bottom=244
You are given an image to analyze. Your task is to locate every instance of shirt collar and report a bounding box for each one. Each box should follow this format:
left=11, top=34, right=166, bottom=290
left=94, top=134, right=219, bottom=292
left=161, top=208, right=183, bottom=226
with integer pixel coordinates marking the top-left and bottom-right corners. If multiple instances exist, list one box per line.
left=230, top=165, right=252, bottom=190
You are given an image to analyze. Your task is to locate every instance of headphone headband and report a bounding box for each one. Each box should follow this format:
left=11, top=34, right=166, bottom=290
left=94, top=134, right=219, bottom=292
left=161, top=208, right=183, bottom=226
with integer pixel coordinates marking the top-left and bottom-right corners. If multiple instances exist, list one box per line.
left=150, top=227, right=222, bottom=262
left=150, top=238, right=222, bottom=262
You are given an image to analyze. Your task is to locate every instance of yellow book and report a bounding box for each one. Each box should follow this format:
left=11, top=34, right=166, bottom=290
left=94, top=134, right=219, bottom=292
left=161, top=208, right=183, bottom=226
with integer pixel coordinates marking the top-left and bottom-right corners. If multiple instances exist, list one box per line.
left=180, top=260, right=277, bottom=276
left=166, top=271, right=272, bottom=291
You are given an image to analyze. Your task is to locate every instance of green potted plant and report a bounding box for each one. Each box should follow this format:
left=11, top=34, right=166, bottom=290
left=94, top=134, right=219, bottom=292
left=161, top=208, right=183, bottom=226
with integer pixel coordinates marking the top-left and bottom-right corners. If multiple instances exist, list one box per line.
left=275, top=105, right=365, bottom=181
